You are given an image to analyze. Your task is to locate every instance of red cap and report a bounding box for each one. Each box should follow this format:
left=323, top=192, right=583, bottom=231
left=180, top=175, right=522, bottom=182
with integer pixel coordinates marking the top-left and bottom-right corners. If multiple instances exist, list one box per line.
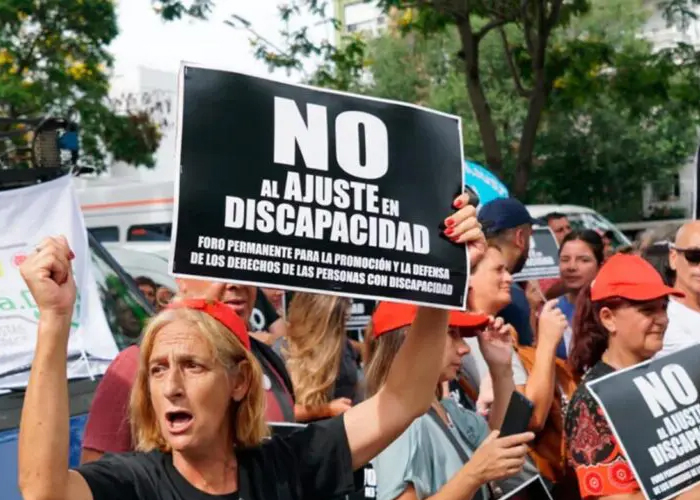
left=591, top=254, right=684, bottom=302
left=167, top=298, right=251, bottom=350
left=371, top=302, right=490, bottom=338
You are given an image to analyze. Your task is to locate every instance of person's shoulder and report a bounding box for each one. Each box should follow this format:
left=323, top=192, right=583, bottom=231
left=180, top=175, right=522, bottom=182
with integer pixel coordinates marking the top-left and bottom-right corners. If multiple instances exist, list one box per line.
left=106, top=345, right=140, bottom=377
left=112, top=345, right=140, bottom=367
left=442, top=399, right=487, bottom=445
left=565, top=363, right=611, bottom=428
left=506, top=285, right=530, bottom=311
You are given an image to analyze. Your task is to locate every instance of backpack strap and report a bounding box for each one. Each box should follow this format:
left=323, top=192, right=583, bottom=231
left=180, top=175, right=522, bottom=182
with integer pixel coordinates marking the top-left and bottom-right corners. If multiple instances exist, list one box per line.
left=427, top=407, right=489, bottom=500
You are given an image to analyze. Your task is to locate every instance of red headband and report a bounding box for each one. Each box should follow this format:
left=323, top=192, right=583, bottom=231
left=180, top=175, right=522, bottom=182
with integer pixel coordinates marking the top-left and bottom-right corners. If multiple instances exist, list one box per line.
left=167, top=298, right=251, bottom=351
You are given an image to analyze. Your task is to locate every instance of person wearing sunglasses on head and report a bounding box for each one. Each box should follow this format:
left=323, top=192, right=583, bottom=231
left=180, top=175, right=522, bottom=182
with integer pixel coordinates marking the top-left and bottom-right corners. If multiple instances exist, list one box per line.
left=17, top=192, right=486, bottom=500
left=655, top=221, right=700, bottom=359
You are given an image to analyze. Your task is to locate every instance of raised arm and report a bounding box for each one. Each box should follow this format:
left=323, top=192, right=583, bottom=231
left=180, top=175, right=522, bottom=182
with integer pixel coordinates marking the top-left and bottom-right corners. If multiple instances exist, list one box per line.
left=18, top=237, right=93, bottom=500
left=344, top=193, right=485, bottom=469
left=477, top=317, right=515, bottom=430
left=521, top=300, right=566, bottom=430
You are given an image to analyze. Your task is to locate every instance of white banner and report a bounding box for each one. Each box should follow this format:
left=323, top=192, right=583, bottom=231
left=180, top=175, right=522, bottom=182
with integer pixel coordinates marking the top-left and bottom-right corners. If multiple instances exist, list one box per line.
left=0, top=175, right=117, bottom=389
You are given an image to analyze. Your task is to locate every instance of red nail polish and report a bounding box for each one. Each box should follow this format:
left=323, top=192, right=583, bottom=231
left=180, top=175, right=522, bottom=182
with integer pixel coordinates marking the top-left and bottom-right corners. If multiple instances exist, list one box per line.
left=69, top=251, right=75, bottom=259
left=445, top=227, right=454, bottom=236
left=454, top=200, right=463, bottom=208
left=446, top=218, right=455, bottom=227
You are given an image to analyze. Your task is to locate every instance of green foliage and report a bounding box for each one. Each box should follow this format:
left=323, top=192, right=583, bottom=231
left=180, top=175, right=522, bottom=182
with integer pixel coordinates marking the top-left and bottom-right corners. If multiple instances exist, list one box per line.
left=0, top=0, right=162, bottom=170
left=238, top=0, right=700, bottom=219
left=150, top=0, right=214, bottom=20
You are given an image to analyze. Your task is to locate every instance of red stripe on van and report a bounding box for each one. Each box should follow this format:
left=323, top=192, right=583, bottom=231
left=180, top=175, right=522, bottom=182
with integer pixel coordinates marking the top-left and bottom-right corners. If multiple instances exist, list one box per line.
left=81, top=198, right=174, bottom=210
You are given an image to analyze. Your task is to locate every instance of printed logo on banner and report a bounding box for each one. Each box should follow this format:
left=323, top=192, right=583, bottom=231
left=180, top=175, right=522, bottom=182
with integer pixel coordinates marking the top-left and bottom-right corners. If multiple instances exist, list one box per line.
left=12, top=252, right=28, bottom=268
left=512, top=228, right=560, bottom=282
left=0, top=176, right=117, bottom=389
left=587, top=344, right=700, bottom=500
left=170, top=64, right=468, bottom=309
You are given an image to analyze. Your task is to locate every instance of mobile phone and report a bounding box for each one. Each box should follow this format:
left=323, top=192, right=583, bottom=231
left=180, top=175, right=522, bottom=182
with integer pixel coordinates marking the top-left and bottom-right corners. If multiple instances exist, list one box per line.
left=500, top=391, right=534, bottom=438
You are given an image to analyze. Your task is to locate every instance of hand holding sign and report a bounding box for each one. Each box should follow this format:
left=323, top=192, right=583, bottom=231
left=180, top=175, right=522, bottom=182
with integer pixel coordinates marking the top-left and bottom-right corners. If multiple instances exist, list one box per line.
left=446, top=193, right=486, bottom=269
left=20, top=236, right=76, bottom=319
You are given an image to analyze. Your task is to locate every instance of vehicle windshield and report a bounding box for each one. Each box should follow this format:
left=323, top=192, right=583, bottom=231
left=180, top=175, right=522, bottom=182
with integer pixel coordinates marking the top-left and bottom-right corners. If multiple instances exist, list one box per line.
left=89, top=234, right=153, bottom=351
left=567, top=212, right=631, bottom=248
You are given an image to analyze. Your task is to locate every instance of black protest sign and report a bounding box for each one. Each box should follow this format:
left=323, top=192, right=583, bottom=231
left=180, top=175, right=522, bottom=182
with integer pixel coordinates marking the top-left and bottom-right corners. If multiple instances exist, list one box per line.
left=587, top=344, right=700, bottom=500
left=269, top=423, right=376, bottom=500
left=171, top=64, right=467, bottom=309
left=500, top=475, right=553, bottom=500
left=512, top=228, right=560, bottom=282
left=347, top=299, right=376, bottom=341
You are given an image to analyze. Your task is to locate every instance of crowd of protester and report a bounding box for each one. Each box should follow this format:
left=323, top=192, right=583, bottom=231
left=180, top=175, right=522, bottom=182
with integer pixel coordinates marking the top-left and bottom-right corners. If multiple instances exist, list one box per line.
left=15, top=192, right=700, bottom=500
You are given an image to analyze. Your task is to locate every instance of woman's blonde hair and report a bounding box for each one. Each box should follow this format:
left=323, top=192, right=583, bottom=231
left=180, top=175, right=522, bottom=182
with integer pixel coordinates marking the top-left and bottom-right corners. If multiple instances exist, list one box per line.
left=363, top=322, right=408, bottom=397
left=284, top=293, right=350, bottom=406
left=130, top=308, right=269, bottom=451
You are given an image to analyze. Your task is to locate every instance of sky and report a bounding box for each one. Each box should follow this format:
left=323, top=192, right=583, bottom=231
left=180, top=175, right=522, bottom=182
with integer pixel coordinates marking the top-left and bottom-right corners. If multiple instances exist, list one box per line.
left=105, top=0, right=332, bottom=181
left=110, top=0, right=326, bottom=92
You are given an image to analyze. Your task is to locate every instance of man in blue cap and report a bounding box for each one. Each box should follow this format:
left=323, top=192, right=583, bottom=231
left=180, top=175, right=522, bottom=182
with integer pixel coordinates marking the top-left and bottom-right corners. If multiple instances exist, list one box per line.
left=478, top=198, right=540, bottom=346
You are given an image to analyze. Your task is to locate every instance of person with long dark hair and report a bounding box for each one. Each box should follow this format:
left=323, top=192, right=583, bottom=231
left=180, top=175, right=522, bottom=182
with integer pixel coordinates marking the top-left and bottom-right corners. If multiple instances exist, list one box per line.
left=565, top=254, right=700, bottom=499
left=554, top=230, right=604, bottom=360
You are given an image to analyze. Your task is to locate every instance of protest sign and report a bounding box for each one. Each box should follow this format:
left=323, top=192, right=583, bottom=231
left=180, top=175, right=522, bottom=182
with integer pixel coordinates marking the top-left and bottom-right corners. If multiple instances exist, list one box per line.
left=170, top=63, right=468, bottom=309
left=512, top=228, right=560, bottom=282
left=269, top=422, right=376, bottom=500
left=347, top=298, right=376, bottom=341
left=0, top=175, right=116, bottom=389
left=587, top=344, right=700, bottom=500
left=499, top=475, right=553, bottom=500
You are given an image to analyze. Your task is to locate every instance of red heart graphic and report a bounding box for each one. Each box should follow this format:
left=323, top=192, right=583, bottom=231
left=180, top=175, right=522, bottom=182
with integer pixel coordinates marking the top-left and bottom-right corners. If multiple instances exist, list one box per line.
left=12, top=253, right=27, bottom=267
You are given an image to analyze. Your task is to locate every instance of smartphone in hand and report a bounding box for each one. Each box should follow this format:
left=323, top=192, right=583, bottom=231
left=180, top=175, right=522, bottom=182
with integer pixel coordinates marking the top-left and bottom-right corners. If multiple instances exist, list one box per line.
left=500, top=391, right=534, bottom=437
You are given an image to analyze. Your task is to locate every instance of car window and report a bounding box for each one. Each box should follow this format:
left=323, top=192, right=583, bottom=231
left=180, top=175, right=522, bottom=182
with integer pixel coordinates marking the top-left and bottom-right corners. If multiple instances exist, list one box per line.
left=127, top=223, right=171, bottom=242
left=89, top=237, right=152, bottom=351
left=88, top=226, right=119, bottom=243
left=567, top=213, right=630, bottom=248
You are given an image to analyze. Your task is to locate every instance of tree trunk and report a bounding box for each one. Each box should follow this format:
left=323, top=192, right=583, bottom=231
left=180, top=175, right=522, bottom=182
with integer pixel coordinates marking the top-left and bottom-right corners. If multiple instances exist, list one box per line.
left=513, top=0, right=564, bottom=198
left=456, top=19, right=503, bottom=177
left=513, top=79, right=547, bottom=198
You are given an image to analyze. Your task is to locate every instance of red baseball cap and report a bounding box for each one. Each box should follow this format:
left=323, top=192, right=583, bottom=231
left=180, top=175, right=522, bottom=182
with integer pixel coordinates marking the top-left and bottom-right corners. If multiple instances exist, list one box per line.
left=591, top=254, right=684, bottom=302
left=371, top=302, right=490, bottom=338
left=167, top=298, right=251, bottom=350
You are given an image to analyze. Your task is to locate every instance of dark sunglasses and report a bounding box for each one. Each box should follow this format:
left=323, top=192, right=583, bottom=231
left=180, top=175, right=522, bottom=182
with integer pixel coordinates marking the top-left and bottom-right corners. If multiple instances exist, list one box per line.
left=672, top=245, right=700, bottom=265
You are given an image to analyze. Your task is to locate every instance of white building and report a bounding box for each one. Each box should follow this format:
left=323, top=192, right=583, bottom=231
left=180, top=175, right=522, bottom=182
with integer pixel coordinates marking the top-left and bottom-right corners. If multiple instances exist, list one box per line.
left=641, top=2, right=700, bottom=219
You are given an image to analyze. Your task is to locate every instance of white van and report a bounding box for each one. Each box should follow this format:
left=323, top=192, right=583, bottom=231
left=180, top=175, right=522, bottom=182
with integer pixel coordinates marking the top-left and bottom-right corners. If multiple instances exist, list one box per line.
left=527, top=204, right=631, bottom=248
left=74, top=178, right=174, bottom=256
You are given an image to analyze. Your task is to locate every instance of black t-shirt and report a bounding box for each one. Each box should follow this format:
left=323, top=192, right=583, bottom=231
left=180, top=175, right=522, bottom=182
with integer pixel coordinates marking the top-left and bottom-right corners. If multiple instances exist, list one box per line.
left=77, top=415, right=355, bottom=500
left=249, top=290, right=280, bottom=332
left=335, top=339, right=361, bottom=404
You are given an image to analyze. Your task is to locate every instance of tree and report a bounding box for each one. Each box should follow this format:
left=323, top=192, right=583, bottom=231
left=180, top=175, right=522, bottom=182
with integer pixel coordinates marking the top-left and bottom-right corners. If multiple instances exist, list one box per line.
left=312, top=0, right=699, bottom=220
left=150, top=0, right=214, bottom=20
left=0, top=0, right=162, bottom=171
left=248, top=0, right=700, bottom=199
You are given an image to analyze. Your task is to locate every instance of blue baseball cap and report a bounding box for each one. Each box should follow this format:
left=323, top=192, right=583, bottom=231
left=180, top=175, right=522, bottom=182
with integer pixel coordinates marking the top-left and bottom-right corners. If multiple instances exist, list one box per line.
left=478, top=198, right=542, bottom=234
